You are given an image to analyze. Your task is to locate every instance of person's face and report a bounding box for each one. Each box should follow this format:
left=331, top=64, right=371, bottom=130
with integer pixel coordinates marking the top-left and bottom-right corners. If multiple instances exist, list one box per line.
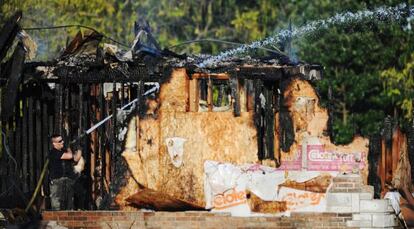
left=52, top=136, right=64, bottom=150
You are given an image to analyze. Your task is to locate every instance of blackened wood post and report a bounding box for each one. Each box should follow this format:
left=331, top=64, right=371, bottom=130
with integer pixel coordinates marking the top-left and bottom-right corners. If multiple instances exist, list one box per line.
left=77, top=83, right=84, bottom=208
left=42, top=100, right=50, bottom=209
left=64, top=85, right=70, bottom=139
left=35, top=99, right=42, bottom=185
left=41, top=101, right=49, bottom=166
left=274, top=80, right=281, bottom=166
left=28, top=96, right=34, bottom=191
left=8, top=121, right=15, bottom=175
left=79, top=85, right=84, bottom=137
left=136, top=81, right=143, bottom=153
left=15, top=105, right=22, bottom=190
left=264, top=83, right=275, bottom=160
left=229, top=72, right=240, bottom=117
left=98, top=83, right=105, bottom=198
left=254, top=80, right=264, bottom=160
left=89, top=85, right=97, bottom=204
left=207, top=78, right=213, bottom=111
left=105, top=98, right=111, bottom=192
left=54, top=84, right=63, bottom=134
left=82, top=84, right=93, bottom=209
left=111, top=81, right=117, bottom=187
left=21, top=95, right=28, bottom=192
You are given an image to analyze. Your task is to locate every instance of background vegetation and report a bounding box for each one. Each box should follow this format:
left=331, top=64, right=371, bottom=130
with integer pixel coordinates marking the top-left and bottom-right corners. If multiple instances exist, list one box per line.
left=1, top=0, right=413, bottom=144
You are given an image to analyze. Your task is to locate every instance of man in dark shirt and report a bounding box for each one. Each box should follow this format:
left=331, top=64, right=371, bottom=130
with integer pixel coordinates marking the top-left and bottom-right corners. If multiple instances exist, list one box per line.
left=49, top=134, right=81, bottom=210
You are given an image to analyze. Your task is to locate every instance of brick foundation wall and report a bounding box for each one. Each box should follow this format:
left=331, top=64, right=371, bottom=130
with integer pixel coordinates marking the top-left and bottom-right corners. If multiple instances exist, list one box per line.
left=42, top=211, right=355, bottom=229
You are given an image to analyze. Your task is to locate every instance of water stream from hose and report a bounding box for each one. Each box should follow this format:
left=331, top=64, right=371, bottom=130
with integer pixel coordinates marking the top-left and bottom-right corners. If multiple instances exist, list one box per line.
left=197, top=3, right=412, bottom=68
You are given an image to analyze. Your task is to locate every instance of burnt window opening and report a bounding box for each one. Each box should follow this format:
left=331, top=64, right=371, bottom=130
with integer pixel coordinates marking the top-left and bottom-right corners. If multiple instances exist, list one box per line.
left=197, top=78, right=232, bottom=112
left=254, top=80, right=282, bottom=164
left=212, top=80, right=231, bottom=112
left=198, top=79, right=208, bottom=111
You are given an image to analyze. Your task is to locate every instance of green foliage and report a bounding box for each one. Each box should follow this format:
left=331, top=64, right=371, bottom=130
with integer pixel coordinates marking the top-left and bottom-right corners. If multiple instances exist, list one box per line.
left=296, top=0, right=414, bottom=143
left=381, top=53, right=414, bottom=120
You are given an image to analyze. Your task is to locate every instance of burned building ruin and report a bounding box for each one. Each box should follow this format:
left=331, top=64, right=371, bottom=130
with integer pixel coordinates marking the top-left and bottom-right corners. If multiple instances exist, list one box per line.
left=1, top=11, right=413, bottom=228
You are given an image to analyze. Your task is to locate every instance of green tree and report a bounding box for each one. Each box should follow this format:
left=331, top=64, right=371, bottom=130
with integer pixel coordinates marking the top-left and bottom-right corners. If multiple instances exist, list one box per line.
left=295, top=0, right=414, bottom=143
left=381, top=53, right=414, bottom=121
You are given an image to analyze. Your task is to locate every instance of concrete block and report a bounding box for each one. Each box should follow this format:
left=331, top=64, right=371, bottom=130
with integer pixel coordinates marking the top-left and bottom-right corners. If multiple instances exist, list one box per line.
left=360, top=199, right=391, bottom=213
left=351, top=193, right=360, bottom=212
left=326, top=205, right=352, bottom=213
left=346, top=220, right=371, bottom=227
left=352, top=213, right=372, bottom=221
left=360, top=192, right=374, bottom=200
left=326, top=193, right=352, bottom=207
left=371, top=214, right=397, bottom=227
left=333, top=173, right=361, bottom=180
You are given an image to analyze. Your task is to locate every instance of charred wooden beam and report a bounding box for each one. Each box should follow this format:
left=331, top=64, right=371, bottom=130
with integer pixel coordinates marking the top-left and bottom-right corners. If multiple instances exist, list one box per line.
left=192, top=73, right=229, bottom=80
left=207, top=79, right=213, bottom=112
left=21, top=96, right=28, bottom=192
left=90, top=84, right=98, bottom=205
left=28, top=96, right=34, bottom=191
left=54, top=84, right=63, bottom=134
left=254, top=79, right=264, bottom=160
left=136, top=81, right=143, bottom=151
left=110, top=81, right=118, bottom=196
left=98, top=83, right=105, bottom=199
left=35, top=100, right=42, bottom=187
left=236, top=65, right=322, bottom=81
left=263, top=82, right=275, bottom=159
left=229, top=72, right=240, bottom=117
left=278, top=79, right=294, bottom=153
left=15, top=105, right=22, bottom=191
left=238, top=67, right=283, bottom=81
left=41, top=100, right=50, bottom=208
left=25, top=69, right=159, bottom=84
left=136, top=80, right=144, bottom=116
left=368, top=134, right=382, bottom=199
left=1, top=42, right=25, bottom=120
left=274, top=80, right=281, bottom=166
left=82, top=85, right=93, bottom=208
left=0, top=11, right=22, bottom=62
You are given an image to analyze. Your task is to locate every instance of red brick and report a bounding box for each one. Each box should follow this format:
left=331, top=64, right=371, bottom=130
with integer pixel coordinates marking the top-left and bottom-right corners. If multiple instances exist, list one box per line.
left=42, top=215, right=55, bottom=220
left=72, top=216, right=87, bottom=221
left=58, top=216, right=74, bottom=221
left=54, top=211, right=69, bottom=217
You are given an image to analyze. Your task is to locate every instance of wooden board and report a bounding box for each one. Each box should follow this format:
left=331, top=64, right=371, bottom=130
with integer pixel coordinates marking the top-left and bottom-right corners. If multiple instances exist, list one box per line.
left=116, top=71, right=369, bottom=209
left=126, top=188, right=205, bottom=211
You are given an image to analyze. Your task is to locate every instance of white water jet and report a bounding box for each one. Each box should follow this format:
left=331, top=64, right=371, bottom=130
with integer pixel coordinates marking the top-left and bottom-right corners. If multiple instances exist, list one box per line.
left=197, top=3, right=413, bottom=68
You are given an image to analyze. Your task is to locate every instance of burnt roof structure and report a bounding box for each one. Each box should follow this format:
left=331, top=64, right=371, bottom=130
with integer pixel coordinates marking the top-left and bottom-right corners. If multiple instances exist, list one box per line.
left=22, top=51, right=323, bottom=84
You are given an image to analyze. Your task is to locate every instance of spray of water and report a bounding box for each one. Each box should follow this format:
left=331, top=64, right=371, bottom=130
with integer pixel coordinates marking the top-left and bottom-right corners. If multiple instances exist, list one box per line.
left=197, top=3, right=412, bottom=68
